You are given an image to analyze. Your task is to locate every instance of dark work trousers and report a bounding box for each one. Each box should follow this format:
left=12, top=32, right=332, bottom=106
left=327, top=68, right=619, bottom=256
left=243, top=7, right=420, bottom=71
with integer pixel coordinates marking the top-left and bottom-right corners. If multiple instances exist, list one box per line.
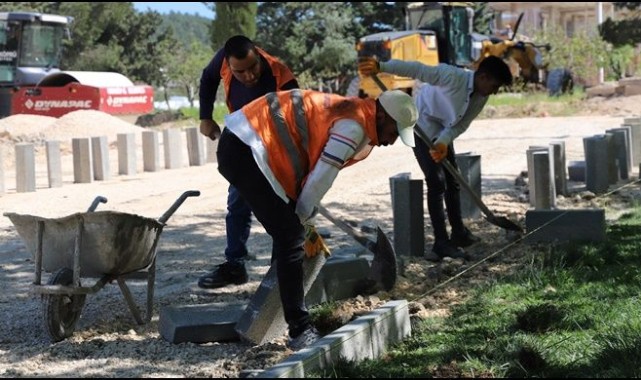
left=412, top=132, right=465, bottom=243
left=217, top=128, right=309, bottom=338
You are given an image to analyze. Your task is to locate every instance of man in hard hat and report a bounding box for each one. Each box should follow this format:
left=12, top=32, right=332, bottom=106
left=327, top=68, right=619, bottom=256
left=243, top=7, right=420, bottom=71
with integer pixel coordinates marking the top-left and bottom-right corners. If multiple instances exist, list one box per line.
left=359, top=56, right=512, bottom=261
left=198, top=35, right=299, bottom=290
left=216, top=88, right=417, bottom=350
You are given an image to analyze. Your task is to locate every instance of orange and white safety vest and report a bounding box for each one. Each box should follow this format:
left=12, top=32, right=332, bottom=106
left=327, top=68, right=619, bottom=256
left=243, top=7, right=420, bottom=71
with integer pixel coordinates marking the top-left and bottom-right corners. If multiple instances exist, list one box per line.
left=241, top=89, right=378, bottom=200
left=220, top=47, right=296, bottom=112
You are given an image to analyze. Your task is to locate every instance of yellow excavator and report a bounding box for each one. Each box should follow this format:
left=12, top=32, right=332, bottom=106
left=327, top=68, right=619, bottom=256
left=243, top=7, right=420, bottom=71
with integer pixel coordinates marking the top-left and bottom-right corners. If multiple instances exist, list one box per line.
left=352, top=2, right=558, bottom=98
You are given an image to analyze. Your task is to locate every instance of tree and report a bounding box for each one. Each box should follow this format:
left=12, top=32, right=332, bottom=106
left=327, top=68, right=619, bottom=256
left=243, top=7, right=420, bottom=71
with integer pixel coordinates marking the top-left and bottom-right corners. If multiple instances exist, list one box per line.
left=205, top=2, right=257, bottom=50
left=473, top=2, right=495, bottom=35
left=255, top=2, right=405, bottom=92
left=164, top=40, right=214, bottom=107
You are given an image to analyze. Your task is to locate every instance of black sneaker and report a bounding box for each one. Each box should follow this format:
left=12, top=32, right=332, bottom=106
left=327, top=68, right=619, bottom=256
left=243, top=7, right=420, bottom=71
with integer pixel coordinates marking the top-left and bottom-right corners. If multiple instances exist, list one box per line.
left=450, top=227, right=481, bottom=248
left=432, top=240, right=467, bottom=259
left=287, top=326, right=321, bottom=351
left=198, top=262, right=248, bottom=289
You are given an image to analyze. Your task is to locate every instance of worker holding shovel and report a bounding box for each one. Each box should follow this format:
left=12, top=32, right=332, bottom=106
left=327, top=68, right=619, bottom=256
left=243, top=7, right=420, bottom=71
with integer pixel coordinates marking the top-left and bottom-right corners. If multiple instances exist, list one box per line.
left=359, top=56, right=513, bottom=261
left=216, top=88, right=417, bottom=350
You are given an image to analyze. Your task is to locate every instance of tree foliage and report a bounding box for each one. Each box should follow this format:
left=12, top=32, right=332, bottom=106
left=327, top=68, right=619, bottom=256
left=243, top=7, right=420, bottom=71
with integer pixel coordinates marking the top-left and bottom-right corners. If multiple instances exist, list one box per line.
left=255, top=2, right=406, bottom=92
left=206, top=2, right=257, bottom=51
left=533, top=26, right=609, bottom=85
left=472, top=2, right=495, bottom=35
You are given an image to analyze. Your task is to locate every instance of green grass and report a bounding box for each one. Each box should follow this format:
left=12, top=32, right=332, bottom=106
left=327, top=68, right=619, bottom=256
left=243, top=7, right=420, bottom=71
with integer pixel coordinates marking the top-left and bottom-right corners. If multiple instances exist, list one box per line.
left=319, top=205, right=641, bottom=378
left=479, top=89, right=587, bottom=118
left=180, top=102, right=228, bottom=125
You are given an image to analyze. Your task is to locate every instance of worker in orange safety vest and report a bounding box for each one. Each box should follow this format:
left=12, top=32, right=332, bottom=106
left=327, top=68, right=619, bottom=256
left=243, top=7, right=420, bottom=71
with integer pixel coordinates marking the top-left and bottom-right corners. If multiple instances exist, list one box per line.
left=216, top=88, right=418, bottom=351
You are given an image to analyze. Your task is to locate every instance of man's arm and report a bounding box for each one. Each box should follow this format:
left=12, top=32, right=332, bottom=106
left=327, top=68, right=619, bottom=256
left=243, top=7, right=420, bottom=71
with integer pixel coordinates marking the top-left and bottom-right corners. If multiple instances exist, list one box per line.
left=295, top=120, right=365, bottom=223
left=359, top=57, right=458, bottom=88
left=199, top=49, right=225, bottom=140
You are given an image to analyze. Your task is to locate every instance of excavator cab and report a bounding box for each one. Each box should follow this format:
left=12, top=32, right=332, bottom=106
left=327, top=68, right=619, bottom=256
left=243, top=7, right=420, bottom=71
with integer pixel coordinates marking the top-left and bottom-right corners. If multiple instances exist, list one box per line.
left=405, top=2, right=475, bottom=67
left=0, top=12, right=70, bottom=117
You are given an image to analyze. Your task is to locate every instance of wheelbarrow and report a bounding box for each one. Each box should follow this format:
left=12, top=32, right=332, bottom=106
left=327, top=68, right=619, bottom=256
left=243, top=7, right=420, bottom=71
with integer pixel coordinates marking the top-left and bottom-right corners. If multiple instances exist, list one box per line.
left=3, top=190, right=200, bottom=342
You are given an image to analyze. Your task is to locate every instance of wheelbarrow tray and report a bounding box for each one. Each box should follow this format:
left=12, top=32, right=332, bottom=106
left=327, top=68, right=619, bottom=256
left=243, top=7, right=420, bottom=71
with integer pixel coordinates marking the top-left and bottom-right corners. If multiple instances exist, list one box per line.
left=5, top=211, right=164, bottom=278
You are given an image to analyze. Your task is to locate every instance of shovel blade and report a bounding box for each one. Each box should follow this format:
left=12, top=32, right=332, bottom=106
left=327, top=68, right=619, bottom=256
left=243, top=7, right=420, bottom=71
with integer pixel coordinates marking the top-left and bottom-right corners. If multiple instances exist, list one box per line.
left=486, top=214, right=523, bottom=233
left=368, top=226, right=397, bottom=291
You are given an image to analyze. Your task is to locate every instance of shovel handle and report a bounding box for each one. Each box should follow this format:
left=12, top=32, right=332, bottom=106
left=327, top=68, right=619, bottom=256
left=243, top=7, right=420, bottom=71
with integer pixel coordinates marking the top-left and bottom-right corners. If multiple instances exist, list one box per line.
left=317, top=206, right=376, bottom=252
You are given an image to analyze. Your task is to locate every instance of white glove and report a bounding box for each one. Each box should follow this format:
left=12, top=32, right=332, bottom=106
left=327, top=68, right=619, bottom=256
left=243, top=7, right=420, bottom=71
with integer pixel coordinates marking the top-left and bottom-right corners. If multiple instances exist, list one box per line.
left=295, top=201, right=319, bottom=224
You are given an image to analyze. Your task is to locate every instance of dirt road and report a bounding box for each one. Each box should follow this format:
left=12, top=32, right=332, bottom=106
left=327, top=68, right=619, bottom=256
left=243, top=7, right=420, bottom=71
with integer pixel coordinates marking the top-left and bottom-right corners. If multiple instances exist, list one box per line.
left=0, top=114, right=636, bottom=377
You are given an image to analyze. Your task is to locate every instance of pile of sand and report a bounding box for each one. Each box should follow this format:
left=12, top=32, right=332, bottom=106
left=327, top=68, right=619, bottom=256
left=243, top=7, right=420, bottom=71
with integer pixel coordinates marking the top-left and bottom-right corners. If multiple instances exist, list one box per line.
left=0, top=110, right=146, bottom=145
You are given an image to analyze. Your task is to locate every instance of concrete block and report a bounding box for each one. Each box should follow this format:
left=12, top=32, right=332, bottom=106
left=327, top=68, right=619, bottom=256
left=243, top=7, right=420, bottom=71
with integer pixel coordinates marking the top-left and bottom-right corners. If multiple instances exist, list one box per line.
left=186, top=127, right=205, bottom=166
left=257, top=300, right=410, bottom=378
left=606, top=128, right=631, bottom=180
left=532, top=151, right=555, bottom=210
left=456, top=153, right=482, bottom=219
left=45, top=140, right=63, bottom=188
left=158, top=302, right=245, bottom=344
left=15, top=144, right=36, bottom=192
left=525, top=209, right=606, bottom=244
left=568, top=161, right=586, bottom=182
left=549, top=141, right=567, bottom=196
left=321, top=257, right=370, bottom=301
left=206, top=138, right=218, bottom=163
left=91, top=136, right=110, bottom=181
left=583, top=135, right=610, bottom=194
left=163, top=128, right=183, bottom=169
left=72, top=138, right=93, bottom=184
left=604, top=133, right=620, bottom=185
left=389, top=173, right=424, bottom=257
left=622, top=123, right=641, bottom=168
left=235, top=254, right=326, bottom=345
left=142, top=130, right=161, bottom=172
left=117, top=133, right=136, bottom=175
left=527, top=146, right=549, bottom=206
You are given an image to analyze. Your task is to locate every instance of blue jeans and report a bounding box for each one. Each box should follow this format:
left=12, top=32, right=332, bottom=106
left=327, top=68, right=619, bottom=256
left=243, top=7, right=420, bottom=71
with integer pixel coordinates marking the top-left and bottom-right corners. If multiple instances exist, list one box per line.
left=225, top=185, right=252, bottom=265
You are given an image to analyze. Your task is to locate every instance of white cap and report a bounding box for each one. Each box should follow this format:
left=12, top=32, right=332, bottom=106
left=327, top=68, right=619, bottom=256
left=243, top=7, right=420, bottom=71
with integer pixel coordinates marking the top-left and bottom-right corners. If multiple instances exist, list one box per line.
left=377, top=90, right=417, bottom=147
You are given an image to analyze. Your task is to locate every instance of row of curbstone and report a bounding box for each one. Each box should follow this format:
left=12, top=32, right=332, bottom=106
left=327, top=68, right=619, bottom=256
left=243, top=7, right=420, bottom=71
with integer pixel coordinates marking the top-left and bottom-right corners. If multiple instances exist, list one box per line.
left=0, top=127, right=218, bottom=194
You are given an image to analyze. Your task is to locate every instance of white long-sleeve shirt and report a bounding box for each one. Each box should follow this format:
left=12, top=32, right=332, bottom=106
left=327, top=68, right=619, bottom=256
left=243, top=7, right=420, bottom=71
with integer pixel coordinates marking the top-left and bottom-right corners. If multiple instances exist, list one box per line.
left=380, top=60, right=488, bottom=146
left=224, top=110, right=370, bottom=222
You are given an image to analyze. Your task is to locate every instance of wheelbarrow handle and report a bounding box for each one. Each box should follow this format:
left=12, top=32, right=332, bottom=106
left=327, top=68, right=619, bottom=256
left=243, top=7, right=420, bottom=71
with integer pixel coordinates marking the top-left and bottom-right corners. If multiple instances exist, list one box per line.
left=87, top=196, right=108, bottom=212
left=158, top=190, right=201, bottom=224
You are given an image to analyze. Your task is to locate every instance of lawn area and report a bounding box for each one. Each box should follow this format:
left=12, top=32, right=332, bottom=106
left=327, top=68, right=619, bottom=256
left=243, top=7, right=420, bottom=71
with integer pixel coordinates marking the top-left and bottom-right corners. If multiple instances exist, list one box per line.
left=321, top=205, right=641, bottom=378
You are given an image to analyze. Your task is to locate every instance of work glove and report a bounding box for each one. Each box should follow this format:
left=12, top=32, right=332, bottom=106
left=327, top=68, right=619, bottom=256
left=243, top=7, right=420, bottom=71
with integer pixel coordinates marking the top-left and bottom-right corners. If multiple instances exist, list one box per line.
left=429, top=143, right=448, bottom=163
left=358, top=57, right=380, bottom=76
left=303, top=223, right=331, bottom=258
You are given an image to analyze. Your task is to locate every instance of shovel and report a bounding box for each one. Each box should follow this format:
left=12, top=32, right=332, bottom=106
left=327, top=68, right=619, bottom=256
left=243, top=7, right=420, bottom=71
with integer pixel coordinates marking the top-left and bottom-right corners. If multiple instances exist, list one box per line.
left=371, top=73, right=523, bottom=234
left=317, top=205, right=397, bottom=291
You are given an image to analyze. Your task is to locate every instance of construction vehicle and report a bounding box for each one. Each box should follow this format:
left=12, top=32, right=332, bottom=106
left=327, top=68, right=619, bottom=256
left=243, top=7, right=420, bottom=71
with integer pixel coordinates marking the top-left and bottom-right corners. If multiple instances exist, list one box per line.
left=353, top=2, right=556, bottom=98
left=0, top=11, right=153, bottom=119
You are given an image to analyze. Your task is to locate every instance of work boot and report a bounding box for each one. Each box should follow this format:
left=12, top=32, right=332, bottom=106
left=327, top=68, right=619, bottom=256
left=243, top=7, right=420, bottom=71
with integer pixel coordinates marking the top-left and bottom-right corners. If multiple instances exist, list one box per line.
left=450, top=227, right=481, bottom=248
left=431, top=240, right=467, bottom=260
left=198, top=262, right=248, bottom=289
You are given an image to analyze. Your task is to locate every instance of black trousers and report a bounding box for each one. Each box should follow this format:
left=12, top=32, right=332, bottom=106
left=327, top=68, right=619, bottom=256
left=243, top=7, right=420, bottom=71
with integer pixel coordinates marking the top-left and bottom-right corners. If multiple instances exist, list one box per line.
left=412, top=132, right=465, bottom=243
left=217, top=128, right=309, bottom=337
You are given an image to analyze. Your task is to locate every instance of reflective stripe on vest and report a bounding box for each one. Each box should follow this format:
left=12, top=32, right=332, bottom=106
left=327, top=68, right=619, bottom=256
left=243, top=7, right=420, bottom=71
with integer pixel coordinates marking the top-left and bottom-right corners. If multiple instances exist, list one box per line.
left=267, top=90, right=309, bottom=192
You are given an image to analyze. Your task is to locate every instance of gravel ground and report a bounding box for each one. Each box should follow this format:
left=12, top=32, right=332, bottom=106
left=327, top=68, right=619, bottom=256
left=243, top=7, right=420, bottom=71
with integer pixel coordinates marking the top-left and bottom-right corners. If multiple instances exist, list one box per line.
left=1, top=105, right=640, bottom=377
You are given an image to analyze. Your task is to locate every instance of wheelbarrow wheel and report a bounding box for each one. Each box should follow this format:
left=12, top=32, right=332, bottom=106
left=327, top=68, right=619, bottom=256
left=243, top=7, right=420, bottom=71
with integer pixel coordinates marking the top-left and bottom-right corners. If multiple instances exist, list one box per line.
left=42, top=268, right=86, bottom=342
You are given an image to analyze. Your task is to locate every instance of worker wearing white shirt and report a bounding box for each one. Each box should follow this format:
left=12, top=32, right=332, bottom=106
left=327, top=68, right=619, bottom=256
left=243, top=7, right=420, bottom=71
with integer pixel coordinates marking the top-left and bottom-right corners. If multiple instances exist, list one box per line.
left=359, top=56, right=512, bottom=260
left=217, top=88, right=417, bottom=350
